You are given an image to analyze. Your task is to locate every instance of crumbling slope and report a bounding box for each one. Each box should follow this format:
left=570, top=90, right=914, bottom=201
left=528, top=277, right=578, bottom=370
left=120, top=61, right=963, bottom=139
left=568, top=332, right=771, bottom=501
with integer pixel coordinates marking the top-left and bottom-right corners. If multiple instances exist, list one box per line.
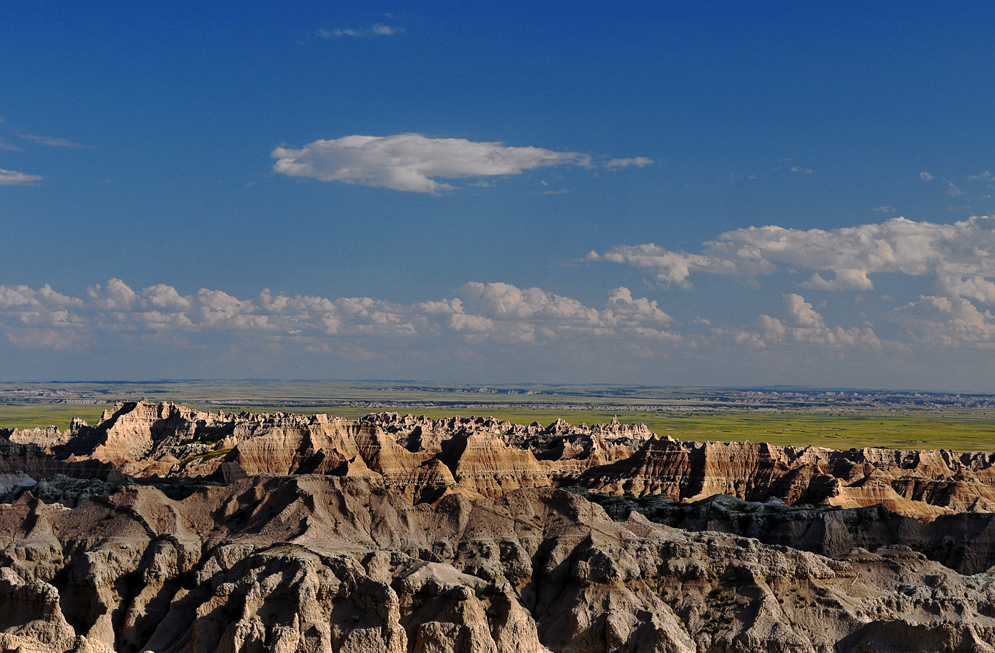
left=1, top=479, right=995, bottom=652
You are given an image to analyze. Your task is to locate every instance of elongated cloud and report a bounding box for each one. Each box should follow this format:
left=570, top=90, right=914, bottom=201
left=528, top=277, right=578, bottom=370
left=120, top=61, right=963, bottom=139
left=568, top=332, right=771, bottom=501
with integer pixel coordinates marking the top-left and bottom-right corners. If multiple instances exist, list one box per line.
left=317, top=23, right=402, bottom=38
left=0, top=169, right=42, bottom=185
left=0, top=279, right=679, bottom=350
left=272, top=134, right=594, bottom=193
left=592, top=216, right=995, bottom=301
left=604, top=157, right=654, bottom=169
left=20, top=134, right=91, bottom=149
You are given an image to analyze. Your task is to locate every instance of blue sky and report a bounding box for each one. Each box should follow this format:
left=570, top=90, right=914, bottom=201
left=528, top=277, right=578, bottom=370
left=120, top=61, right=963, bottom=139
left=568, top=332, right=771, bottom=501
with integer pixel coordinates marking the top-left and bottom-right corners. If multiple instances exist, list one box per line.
left=4, top=2, right=995, bottom=390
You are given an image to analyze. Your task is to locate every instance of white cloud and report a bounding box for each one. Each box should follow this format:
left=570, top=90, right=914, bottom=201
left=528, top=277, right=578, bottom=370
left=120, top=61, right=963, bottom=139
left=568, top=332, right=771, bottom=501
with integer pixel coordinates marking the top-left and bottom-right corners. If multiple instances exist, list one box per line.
left=0, top=285, right=81, bottom=309
left=317, top=23, right=403, bottom=38
left=589, top=241, right=770, bottom=287
left=455, top=282, right=680, bottom=342
left=370, top=23, right=400, bottom=35
left=6, top=328, right=86, bottom=351
left=790, top=166, right=812, bottom=174
left=606, top=287, right=673, bottom=325
left=272, top=134, right=593, bottom=193
left=20, top=134, right=91, bottom=149
left=144, top=284, right=192, bottom=310
left=784, top=293, right=824, bottom=328
left=896, top=295, right=995, bottom=347
left=920, top=172, right=934, bottom=181
left=461, top=282, right=599, bottom=323
left=799, top=269, right=874, bottom=291
left=0, top=169, right=42, bottom=185
left=88, top=278, right=140, bottom=311
left=593, top=215, right=995, bottom=303
left=604, top=157, right=654, bottom=169
left=0, top=280, right=683, bottom=351
left=747, top=294, right=880, bottom=350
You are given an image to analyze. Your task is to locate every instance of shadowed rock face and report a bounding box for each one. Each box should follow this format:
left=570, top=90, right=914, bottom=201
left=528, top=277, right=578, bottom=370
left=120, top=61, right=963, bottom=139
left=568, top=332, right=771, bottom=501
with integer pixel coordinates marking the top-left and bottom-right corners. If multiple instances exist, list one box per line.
left=1, top=478, right=995, bottom=653
left=6, top=402, right=995, bottom=651
left=10, top=400, right=995, bottom=518
left=586, top=491, right=995, bottom=575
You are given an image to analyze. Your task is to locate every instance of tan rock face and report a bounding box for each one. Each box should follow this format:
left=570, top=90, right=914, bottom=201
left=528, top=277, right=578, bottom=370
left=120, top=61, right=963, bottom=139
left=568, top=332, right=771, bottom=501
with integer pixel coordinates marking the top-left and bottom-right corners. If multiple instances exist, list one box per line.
left=14, top=402, right=995, bottom=649
left=17, top=400, right=995, bottom=520
left=0, top=479, right=993, bottom=652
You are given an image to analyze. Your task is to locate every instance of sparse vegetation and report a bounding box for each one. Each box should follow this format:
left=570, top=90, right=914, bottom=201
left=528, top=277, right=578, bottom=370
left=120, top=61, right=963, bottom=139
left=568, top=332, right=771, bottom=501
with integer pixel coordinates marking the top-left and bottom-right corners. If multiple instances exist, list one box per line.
left=5, top=381, right=995, bottom=452
left=178, top=448, right=232, bottom=469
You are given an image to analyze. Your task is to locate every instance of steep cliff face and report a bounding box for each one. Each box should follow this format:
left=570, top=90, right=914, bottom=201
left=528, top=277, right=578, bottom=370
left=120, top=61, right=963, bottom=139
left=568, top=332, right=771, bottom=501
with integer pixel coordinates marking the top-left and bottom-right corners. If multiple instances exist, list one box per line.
left=8, top=403, right=995, bottom=651
left=11, top=400, right=995, bottom=520
left=1, top=479, right=995, bottom=652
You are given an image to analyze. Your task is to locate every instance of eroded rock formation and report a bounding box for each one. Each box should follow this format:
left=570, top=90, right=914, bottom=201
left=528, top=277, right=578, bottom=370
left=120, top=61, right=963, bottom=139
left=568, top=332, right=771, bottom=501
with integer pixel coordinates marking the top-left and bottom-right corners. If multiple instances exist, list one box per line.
left=4, top=401, right=995, bottom=651
left=10, top=400, right=995, bottom=518
left=2, top=478, right=995, bottom=652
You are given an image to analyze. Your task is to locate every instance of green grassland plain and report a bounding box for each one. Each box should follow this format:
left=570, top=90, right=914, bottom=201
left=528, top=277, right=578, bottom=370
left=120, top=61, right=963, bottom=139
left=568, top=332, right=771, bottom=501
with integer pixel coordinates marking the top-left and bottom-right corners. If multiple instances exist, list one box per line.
left=2, top=381, right=995, bottom=453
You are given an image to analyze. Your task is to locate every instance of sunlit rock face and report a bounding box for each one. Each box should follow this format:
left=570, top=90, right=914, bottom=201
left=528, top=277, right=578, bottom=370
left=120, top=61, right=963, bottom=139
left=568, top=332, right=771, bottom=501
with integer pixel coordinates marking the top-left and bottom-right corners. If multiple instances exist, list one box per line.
left=6, top=401, right=995, bottom=650
left=14, top=400, right=995, bottom=519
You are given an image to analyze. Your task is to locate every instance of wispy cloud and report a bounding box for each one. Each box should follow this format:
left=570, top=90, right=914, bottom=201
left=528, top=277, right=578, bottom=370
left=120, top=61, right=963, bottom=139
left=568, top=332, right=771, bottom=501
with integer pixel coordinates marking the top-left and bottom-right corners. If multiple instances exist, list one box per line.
left=603, top=157, right=654, bottom=170
left=0, top=137, right=23, bottom=152
left=20, top=134, right=93, bottom=149
left=317, top=23, right=403, bottom=38
left=272, top=133, right=595, bottom=193
left=0, top=169, right=42, bottom=185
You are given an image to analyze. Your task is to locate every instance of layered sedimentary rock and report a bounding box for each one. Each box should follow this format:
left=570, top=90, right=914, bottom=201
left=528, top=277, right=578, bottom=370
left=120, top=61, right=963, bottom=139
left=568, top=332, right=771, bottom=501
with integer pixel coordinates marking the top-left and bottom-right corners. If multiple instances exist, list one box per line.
left=3, top=478, right=995, bottom=652
left=7, top=402, right=995, bottom=650
left=10, top=400, right=995, bottom=519
left=592, top=491, right=995, bottom=575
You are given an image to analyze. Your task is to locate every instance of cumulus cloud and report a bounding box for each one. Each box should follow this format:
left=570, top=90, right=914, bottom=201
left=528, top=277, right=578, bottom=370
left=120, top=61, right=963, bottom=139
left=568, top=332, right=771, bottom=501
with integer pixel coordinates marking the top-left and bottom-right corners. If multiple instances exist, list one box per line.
left=88, top=279, right=140, bottom=311
left=896, top=295, right=995, bottom=347
left=0, top=279, right=680, bottom=352
left=799, top=269, right=874, bottom=291
left=461, top=282, right=598, bottom=322
left=272, top=134, right=594, bottom=193
left=593, top=215, right=995, bottom=304
left=784, top=294, right=824, bottom=328
left=0, top=169, right=42, bottom=185
left=588, top=242, right=770, bottom=288
left=452, top=282, right=679, bottom=342
left=0, top=285, right=81, bottom=309
left=746, top=294, right=880, bottom=350
left=144, top=284, right=192, bottom=310
left=920, top=172, right=934, bottom=181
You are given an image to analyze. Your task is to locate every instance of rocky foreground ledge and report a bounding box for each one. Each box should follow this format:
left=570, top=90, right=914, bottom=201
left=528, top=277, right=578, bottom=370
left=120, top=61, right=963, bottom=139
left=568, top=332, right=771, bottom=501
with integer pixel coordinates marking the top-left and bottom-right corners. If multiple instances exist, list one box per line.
left=1, top=401, right=995, bottom=651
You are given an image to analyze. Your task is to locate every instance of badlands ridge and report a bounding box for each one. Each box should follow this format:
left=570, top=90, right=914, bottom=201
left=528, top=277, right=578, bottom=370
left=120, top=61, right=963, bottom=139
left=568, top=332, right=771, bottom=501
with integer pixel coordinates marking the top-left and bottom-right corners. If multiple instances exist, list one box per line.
left=1, top=401, right=995, bottom=651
